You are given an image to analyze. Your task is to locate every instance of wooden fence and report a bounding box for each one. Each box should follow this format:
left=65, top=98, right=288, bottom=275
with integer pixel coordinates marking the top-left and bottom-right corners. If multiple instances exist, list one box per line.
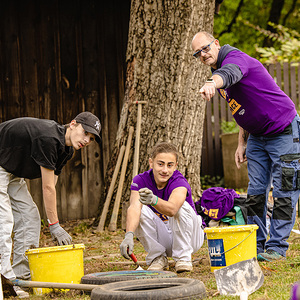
left=201, top=62, right=300, bottom=177
left=0, top=0, right=130, bottom=221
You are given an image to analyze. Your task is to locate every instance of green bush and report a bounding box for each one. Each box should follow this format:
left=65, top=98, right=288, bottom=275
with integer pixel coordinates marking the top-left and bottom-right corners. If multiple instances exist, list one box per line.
left=221, top=119, right=239, bottom=134
left=249, top=22, right=300, bottom=65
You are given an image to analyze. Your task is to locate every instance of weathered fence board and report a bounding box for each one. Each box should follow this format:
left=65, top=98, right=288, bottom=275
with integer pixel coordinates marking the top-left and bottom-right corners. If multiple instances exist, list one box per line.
left=0, top=0, right=131, bottom=221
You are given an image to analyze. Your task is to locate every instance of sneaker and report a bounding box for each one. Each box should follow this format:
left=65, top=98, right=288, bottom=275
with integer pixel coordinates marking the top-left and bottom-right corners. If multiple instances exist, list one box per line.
left=257, top=249, right=285, bottom=262
left=148, top=255, right=168, bottom=270
left=175, top=260, right=193, bottom=273
left=257, top=253, right=266, bottom=261
left=13, top=286, right=29, bottom=298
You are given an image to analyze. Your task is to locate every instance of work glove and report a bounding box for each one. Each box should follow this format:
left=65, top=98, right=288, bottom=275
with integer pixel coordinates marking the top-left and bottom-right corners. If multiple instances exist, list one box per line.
left=120, top=231, right=134, bottom=259
left=139, top=188, right=158, bottom=206
left=49, top=222, right=72, bottom=245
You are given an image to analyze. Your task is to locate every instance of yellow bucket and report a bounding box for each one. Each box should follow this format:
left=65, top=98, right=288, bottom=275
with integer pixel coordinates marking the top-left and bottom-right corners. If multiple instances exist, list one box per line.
left=204, top=225, right=258, bottom=272
left=25, top=244, right=85, bottom=295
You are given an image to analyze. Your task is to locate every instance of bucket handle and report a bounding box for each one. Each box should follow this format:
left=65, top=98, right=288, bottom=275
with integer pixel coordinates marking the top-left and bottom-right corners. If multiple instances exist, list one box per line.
left=210, top=229, right=255, bottom=256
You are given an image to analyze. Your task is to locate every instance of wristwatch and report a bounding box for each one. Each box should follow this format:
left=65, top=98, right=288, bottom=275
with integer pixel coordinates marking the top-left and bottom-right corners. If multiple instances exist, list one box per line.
left=206, top=78, right=216, bottom=88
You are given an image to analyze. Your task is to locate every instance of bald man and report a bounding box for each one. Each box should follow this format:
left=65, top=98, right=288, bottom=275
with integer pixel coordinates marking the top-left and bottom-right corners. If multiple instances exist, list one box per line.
left=192, top=31, right=300, bottom=262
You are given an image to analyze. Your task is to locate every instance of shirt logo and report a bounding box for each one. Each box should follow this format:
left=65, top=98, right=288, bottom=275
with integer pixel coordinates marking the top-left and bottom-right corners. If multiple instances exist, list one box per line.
left=219, top=89, right=228, bottom=99
left=218, top=89, right=242, bottom=116
left=153, top=210, right=169, bottom=222
left=203, top=207, right=219, bottom=219
left=229, top=99, right=241, bottom=115
left=95, top=121, right=101, bottom=131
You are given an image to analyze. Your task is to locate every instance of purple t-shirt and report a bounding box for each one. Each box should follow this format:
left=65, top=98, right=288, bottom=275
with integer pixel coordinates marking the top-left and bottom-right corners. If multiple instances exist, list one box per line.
left=216, top=50, right=296, bottom=135
left=131, top=169, right=196, bottom=221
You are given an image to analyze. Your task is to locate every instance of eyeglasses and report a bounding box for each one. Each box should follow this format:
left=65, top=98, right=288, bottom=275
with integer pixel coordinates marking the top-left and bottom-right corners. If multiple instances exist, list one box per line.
left=193, top=40, right=215, bottom=58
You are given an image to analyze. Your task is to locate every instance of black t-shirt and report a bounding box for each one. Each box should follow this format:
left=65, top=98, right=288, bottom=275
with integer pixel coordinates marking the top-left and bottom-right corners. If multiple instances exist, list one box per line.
left=0, top=117, right=74, bottom=179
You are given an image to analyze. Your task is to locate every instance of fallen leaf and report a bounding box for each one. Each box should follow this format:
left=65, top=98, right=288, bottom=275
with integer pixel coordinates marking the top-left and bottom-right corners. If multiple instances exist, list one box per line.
left=262, top=265, right=276, bottom=272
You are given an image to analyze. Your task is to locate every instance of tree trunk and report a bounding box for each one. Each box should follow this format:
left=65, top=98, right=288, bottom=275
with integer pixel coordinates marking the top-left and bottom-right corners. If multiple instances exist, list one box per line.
left=94, top=0, right=215, bottom=229
left=263, top=0, right=285, bottom=47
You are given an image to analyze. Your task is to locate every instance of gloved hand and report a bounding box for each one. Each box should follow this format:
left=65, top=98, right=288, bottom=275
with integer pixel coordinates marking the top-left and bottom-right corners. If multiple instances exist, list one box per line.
left=139, top=188, right=158, bottom=206
left=49, top=222, right=72, bottom=245
left=120, top=231, right=134, bottom=259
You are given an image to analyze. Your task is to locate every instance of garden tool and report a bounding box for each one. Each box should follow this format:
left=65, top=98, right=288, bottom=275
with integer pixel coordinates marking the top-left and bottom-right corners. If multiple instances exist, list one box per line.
left=129, top=252, right=144, bottom=270
left=3, top=276, right=100, bottom=291
left=214, top=257, right=264, bottom=300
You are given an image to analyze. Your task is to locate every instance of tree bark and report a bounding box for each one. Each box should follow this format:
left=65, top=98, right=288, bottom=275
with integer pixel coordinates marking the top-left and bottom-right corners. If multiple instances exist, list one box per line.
left=94, top=0, right=215, bottom=229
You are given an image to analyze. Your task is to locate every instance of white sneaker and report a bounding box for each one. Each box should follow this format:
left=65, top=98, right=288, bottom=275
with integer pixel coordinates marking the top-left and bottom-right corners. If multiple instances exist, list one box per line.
left=148, top=255, right=168, bottom=271
left=13, top=286, right=29, bottom=298
left=175, top=260, right=193, bottom=273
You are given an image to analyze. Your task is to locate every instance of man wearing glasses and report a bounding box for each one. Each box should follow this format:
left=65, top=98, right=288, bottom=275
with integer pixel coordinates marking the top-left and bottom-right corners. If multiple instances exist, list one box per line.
left=191, top=31, right=300, bottom=263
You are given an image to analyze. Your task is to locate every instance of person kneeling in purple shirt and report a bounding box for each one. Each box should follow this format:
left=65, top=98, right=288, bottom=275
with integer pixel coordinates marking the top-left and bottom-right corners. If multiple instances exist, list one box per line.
left=120, top=142, right=204, bottom=273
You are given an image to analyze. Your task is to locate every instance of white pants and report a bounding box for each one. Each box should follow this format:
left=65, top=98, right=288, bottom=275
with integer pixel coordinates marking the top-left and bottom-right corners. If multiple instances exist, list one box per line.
left=135, top=201, right=204, bottom=265
left=0, top=167, right=40, bottom=280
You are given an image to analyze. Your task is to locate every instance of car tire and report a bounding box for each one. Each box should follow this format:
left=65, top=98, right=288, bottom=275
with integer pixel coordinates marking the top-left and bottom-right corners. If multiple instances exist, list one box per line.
left=81, top=270, right=177, bottom=285
left=90, top=277, right=206, bottom=299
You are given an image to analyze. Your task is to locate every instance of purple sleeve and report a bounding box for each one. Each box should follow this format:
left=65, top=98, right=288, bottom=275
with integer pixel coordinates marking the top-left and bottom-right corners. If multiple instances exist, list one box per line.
left=131, top=174, right=145, bottom=191
left=169, top=177, right=190, bottom=191
left=168, top=173, right=196, bottom=212
left=212, top=51, right=250, bottom=89
left=221, top=51, right=250, bottom=76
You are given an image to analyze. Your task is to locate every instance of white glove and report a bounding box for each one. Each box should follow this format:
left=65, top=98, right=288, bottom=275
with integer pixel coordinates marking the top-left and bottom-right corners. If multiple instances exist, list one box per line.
left=49, top=222, right=72, bottom=245
left=120, top=231, right=134, bottom=259
left=138, top=188, right=158, bottom=206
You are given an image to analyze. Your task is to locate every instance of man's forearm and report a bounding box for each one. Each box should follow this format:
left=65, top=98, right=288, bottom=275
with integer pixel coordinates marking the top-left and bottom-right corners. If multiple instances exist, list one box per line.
left=239, top=126, right=249, bottom=145
left=242, top=129, right=249, bottom=143
left=126, top=205, right=141, bottom=233
left=211, top=74, right=224, bottom=89
left=43, top=186, right=58, bottom=224
left=41, top=167, right=59, bottom=224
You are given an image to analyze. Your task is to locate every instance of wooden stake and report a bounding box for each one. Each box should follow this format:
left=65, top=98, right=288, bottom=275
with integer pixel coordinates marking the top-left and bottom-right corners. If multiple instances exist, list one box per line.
left=132, top=101, right=147, bottom=178
left=0, top=264, right=3, bottom=300
left=108, top=126, right=134, bottom=231
left=96, top=144, right=126, bottom=232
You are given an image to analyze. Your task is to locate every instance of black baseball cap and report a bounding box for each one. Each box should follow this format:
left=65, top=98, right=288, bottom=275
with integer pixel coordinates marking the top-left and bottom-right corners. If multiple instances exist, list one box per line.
left=74, top=112, right=101, bottom=143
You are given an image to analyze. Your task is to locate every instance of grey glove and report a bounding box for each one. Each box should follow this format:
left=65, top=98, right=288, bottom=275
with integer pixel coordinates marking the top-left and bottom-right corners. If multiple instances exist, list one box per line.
left=139, top=188, right=158, bottom=205
left=49, top=222, right=72, bottom=245
left=120, top=231, right=134, bottom=259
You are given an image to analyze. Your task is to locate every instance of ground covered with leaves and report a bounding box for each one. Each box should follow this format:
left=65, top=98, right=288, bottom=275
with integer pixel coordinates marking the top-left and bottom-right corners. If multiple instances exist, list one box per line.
left=4, top=217, right=300, bottom=300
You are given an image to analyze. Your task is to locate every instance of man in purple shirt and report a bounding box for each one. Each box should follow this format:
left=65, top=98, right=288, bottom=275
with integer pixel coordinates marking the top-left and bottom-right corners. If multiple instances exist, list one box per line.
left=120, top=142, right=204, bottom=272
left=192, top=31, right=300, bottom=261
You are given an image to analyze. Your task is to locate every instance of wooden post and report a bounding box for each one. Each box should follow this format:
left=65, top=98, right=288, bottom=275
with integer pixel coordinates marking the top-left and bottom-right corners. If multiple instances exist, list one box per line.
left=108, top=126, right=134, bottom=231
left=0, top=257, right=3, bottom=300
left=132, top=101, right=147, bottom=178
left=97, top=145, right=126, bottom=232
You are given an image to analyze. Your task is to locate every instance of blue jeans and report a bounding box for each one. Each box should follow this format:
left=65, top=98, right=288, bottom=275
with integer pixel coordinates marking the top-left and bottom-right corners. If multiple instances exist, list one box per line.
left=246, top=115, right=300, bottom=257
